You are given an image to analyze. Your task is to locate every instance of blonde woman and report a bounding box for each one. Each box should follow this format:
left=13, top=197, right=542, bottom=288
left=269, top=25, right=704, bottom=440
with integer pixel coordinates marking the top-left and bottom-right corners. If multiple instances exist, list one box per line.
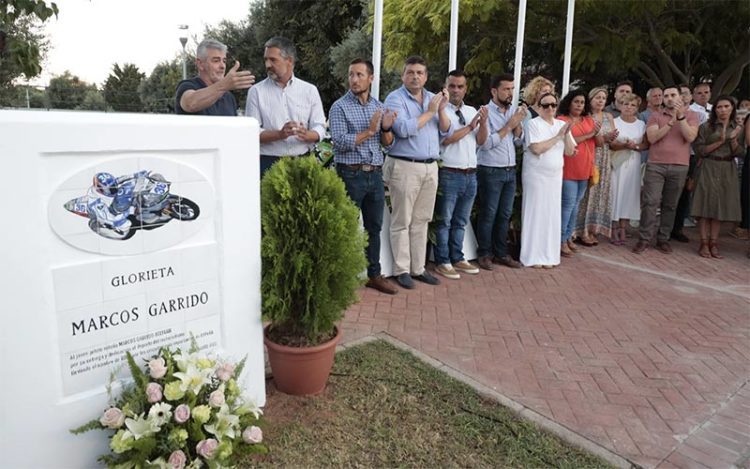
left=523, top=76, right=555, bottom=118
left=574, top=86, right=619, bottom=245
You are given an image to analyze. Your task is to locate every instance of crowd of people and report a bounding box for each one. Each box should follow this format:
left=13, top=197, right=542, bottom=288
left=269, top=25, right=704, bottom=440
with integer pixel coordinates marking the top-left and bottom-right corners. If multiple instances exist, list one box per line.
left=174, top=37, right=750, bottom=295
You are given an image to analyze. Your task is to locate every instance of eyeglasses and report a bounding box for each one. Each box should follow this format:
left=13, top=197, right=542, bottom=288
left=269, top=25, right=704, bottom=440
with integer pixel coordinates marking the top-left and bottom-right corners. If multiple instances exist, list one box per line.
left=455, top=109, right=466, bottom=126
left=540, top=102, right=558, bottom=109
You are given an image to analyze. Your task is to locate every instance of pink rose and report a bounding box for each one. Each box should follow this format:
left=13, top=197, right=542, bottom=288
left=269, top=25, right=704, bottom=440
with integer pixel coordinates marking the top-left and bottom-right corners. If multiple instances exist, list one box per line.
left=174, top=404, right=191, bottom=424
left=168, top=450, right=187, bottom=469
left=196, top=438, right=218, bottom=459
left=208, top=389, right=225, bottom=408
left=242, top=425, right=263, bottom=444
left=99, top=407, right=125, bottom=429
left=146, top=382, right=163, bottom=403
left=148, top=356, right=168, bottom=379
left=215, top=362, right=235, bottom=382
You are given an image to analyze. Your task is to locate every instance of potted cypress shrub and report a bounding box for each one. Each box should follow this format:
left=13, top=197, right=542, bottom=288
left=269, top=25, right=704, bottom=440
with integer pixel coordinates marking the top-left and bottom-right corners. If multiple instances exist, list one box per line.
left=261, top=156, right=366, bottom=395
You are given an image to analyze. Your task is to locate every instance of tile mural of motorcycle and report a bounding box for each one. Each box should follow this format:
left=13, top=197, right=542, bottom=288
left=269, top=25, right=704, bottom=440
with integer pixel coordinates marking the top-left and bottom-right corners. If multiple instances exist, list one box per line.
left=64, top=170, right=200, bottom=241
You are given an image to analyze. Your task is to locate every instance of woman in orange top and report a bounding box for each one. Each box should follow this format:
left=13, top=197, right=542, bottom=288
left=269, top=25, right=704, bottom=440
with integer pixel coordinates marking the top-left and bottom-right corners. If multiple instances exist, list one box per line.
left=557, top=90, right=599, bottom=257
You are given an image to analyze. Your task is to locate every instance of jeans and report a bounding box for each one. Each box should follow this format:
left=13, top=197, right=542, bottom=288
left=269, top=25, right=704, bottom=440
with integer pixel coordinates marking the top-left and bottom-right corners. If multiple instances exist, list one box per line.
left=639, top=163, right=689, bottom=242
left=336, top=166, right=385, bottom=278
left=561, top=179, right=588, bottom=243
left=433, top=169, right=478, bottom=265
left=476, top=166, right=516, bottom=258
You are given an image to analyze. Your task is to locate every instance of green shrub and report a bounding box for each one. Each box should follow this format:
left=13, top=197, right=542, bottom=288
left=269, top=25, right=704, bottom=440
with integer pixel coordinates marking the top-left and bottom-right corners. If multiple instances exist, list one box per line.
left=261, top=157, right=367, bottom=345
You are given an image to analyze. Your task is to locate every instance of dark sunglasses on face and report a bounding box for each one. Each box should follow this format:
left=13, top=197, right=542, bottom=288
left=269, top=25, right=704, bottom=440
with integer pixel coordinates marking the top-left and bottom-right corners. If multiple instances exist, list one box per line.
left=540, top=102, right=558, bottom=109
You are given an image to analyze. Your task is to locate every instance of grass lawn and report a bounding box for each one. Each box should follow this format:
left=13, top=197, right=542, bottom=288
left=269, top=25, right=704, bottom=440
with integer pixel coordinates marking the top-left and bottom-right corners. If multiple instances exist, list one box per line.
left=244, top=339, right=612, bottom=468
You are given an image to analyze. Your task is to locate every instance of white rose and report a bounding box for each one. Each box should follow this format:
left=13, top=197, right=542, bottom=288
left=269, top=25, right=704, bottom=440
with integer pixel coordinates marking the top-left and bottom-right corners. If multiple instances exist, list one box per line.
left=242, top=425, right=263, bottom=444
left=208, top=388, right=225, bottom=408
left=149, top=357, right=168, bottom=379
left=100, top=407, right=125, bottom=429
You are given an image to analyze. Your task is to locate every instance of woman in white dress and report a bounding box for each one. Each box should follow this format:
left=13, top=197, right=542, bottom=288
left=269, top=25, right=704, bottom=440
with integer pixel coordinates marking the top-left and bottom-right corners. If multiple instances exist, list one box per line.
left=609, top=95, right=648, bottom=244
left=521, top=93, right=576, bottom=268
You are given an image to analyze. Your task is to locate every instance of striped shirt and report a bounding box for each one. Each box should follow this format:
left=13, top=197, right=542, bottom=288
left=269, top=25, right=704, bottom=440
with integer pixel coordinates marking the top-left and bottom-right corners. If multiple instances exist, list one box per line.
left=245, top=75, right=327, bottom=156
left=329, top=90, right=385, bottom=165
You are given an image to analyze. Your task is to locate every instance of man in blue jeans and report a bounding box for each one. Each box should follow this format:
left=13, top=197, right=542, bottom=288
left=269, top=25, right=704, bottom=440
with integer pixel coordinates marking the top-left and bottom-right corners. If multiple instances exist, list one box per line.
left=433, top=70, right=489, bottom=280
left=329, top=58, right=398, bottom=294
left=476, top=73, right=527, bottom=270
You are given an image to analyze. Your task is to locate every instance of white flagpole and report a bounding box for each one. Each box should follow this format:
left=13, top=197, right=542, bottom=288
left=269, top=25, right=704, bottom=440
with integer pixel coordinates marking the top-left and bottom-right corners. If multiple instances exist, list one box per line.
left=372, top=0, right=384, bottom=100
left=449, top=0, right=459, bottom=72
left=513, top=0, right=527, bottom=105
left=562, top=0, right=575, bottom=96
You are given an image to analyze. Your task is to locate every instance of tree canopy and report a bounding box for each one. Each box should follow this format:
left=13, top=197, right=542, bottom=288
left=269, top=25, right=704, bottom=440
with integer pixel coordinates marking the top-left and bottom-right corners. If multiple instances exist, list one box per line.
left=103, top=63, right=145, bottom=112
left=0, top=0, right=57, bottom=78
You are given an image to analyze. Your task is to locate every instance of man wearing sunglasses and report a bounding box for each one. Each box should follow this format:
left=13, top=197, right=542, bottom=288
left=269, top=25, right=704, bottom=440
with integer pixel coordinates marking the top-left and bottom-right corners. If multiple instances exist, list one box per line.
left=475, top=73, right=527, bottom=270
left=433, top=70, right=489, bottom=280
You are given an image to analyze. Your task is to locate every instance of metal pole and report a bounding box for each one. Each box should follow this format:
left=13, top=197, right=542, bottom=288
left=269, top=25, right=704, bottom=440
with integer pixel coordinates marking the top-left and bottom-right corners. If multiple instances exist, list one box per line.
left=449, top=0, right=459, bottom=72
left=562, top=0, right=575, bottom=96
left=179, top=25, right=189, bottom=81
left=372, top=0, right=384, bottom=100
left=513, top=0, right=527, bottom=105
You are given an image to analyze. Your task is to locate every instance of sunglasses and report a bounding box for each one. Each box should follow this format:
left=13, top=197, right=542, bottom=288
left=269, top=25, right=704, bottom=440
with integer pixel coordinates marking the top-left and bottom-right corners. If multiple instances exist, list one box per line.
left=540, top=102, right=558, bottom=109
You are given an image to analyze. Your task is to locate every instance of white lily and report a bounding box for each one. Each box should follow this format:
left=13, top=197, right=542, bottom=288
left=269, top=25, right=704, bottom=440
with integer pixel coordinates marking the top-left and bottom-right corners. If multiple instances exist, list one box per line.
left=173, top=351, right=199, bottom=372
left=124, top=413, right=159, bottom=439
left=236, top=393, right=263, bottom=419
left=204, top=404, right=240, bottom=440
left=173, top=364, right=213, bottom=395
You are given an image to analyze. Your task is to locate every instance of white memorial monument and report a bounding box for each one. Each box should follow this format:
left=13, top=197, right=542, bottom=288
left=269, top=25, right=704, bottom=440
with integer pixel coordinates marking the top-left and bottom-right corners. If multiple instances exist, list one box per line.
left=0, top=110, right=264, bottom=468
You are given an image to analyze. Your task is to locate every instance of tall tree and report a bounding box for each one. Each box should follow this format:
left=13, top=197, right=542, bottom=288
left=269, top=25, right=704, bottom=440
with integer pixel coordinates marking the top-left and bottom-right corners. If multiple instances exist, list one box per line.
left=378, top=0, right=750, bottom=99
left=103, top=63, right=145, bottom=112
left=0, top=0, right=57, bottom=78
left=46, top=71, right=97, bottom=110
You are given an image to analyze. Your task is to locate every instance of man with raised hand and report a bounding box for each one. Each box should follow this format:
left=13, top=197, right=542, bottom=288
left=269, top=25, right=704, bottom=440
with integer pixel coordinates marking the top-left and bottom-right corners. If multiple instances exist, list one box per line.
left=475, top=73, right=526, bottom=271
left=383, top=55, right=452, bottom=289
left=245, top=36, right=326, bottom=176
left=175, top=38, right=254, bottom=116
left=329, top=58, right=398, bottom=295
left=633, top=84, right=699, bottom=254
left=433, top=70, right=488, bottom=280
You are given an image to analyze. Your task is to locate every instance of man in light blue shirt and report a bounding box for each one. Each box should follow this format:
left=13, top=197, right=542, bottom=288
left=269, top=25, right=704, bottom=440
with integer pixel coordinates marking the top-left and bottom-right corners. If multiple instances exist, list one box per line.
left=245, top=37, right=326, bottom=176
left=383, top=56, right=452, bottom=289
left=476, top=73, right=527, bottom=270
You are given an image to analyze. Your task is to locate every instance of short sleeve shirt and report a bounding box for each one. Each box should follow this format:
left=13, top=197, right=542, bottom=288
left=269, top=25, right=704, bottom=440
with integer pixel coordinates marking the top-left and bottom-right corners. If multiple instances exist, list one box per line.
left=175, top=77, right=237, bottom=116
left=646, top=110, right=700, bottom=165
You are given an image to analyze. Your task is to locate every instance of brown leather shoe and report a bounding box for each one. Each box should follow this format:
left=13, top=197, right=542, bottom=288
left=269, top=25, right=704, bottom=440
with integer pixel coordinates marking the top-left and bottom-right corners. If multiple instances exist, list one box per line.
left=492, top=255, right=522, bottom=268
left=561, top=243, right=574, bottom=258
left=632, top=240, right=649, bottom=254
left=366, top=275, right=398, bottom=295
left=567, top=239, right=580, bottom=252
left=478, top=256, right=494, bottom=271
left=655, top=241, right=672, bottom=254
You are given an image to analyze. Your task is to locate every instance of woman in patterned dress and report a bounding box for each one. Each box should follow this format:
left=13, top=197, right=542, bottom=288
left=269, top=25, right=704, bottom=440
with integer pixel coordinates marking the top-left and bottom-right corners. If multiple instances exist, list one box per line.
left=574, top=87, right=619, bottom=245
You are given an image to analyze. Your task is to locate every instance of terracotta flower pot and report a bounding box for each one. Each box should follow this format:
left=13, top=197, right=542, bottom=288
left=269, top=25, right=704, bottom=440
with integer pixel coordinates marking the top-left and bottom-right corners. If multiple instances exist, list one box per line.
left=264, top=326, right=341, bottom=396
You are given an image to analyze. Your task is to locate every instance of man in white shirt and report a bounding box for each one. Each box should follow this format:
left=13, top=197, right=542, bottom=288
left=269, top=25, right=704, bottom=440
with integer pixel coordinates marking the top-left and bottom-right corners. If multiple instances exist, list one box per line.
left=689, top=83, right=712, bottom=124
left=245, top=37, right=327, bottom=176
left=434, top=70, right=488, bottom=280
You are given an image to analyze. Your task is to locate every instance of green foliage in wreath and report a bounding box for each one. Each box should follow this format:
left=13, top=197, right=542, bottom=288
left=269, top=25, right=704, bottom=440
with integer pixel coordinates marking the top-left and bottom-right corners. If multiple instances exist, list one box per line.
left=261, top=156, right=367, bottom=345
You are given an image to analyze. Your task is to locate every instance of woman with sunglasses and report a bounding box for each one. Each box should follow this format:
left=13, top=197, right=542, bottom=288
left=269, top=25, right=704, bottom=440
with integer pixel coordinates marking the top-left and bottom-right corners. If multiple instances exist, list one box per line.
left=691, top=96, right=745, bottom=258
left=520, top=93, right=576, bottom=268
left=556, top=90, right=599, bottom=258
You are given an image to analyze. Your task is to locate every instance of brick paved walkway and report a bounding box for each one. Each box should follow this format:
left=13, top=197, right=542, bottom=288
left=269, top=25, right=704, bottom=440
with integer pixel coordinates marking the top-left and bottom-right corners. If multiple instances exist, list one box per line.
left=341, top=227, right=750, bottom=468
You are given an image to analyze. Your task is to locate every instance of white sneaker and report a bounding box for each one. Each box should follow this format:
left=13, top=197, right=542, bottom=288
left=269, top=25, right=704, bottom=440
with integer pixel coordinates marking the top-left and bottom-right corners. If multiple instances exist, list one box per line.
left=435, top=263, right=460, bottom=280
left=453, top=260, right=479, bottom=275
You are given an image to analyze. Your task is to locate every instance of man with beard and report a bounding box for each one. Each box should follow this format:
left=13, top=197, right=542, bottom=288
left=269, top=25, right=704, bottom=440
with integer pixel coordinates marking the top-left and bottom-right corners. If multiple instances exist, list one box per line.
left=329, top=58, right=398, bottom=294
left=383, top=55, right=452, bottom=289
left=633, top=85, right=699, bottom=254
left=605, top=80, right=633, bottom=118
left=175, top=39, right=255, bottom=116
left=475, top=73, right=526, bottom=270
left=245, top=36, right=326, bottom=176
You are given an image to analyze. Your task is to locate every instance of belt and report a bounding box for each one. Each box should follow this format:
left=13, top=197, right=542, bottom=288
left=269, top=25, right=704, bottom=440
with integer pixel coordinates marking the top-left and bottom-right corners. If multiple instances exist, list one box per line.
left=478, top=165, right=516, bottom=171
left=260, top=153, right=310, bottom=158
left=389, top=155, right=437, bottom=164
left=440, top=167, right=476, bottom=174
left=337, top=163, right=382, bottom=172
left=708, top=156, right=735, bottom=162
